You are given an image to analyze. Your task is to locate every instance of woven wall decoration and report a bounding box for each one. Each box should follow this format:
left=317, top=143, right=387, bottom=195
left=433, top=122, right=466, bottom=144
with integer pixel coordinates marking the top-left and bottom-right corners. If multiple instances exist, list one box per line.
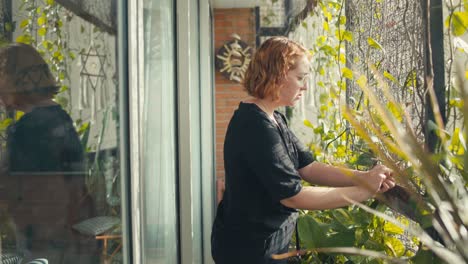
left=215, top=34, right=252, bottom=83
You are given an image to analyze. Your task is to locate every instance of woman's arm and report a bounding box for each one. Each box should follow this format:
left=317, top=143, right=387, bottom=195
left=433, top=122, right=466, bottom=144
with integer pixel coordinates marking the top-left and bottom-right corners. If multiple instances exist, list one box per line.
left=280, top=185, right=373, bottom=210
left=298, top=161, right=368, bottom=187
left=281, top=165, right=392, bottom=210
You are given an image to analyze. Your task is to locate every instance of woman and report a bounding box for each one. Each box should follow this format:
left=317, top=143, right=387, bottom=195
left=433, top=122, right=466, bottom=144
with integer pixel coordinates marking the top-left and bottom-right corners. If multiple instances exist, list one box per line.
left=0, top=43, right=97, bottom=263
left=211, top=37, right=395, bottom=264
left=0, top=43, right=84, bottom=173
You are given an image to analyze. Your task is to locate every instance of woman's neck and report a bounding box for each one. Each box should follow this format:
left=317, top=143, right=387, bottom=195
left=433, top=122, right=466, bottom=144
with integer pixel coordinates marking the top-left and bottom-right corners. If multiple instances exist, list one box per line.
left=19, top=98, right=57, bottom=113
left=248, top=97, right=278, bottom=122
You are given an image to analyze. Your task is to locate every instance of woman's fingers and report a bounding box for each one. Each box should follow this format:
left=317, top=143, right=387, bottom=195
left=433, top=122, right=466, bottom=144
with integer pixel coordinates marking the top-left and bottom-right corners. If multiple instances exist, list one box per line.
left=379, top=177, right=396, bottom=193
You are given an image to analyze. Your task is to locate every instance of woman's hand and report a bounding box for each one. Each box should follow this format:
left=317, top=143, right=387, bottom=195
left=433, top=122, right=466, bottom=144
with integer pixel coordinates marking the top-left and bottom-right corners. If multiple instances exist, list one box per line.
left=363, top=164, right=394, bottom=195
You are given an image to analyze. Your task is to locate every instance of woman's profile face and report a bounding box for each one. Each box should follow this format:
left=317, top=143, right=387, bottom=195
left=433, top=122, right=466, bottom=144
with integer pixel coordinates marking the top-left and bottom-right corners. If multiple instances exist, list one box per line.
left=278, top=55, right=310, bottom=107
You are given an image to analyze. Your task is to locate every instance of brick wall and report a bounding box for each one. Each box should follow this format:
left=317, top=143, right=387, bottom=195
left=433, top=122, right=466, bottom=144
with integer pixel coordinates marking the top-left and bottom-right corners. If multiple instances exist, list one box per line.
left=214, top=8, right=256, bottom=201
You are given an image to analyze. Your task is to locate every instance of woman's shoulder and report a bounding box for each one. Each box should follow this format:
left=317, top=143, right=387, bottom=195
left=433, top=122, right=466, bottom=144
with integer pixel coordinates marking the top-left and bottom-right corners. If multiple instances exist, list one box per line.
left=15, top=105, right=74, bottom=133
left=233, top=102, right=274, bottom=128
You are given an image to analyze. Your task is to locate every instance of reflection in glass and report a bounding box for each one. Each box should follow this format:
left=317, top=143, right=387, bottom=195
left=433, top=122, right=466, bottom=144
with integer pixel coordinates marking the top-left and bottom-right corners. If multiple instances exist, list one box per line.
left=0, top=1, right=124, bottom=263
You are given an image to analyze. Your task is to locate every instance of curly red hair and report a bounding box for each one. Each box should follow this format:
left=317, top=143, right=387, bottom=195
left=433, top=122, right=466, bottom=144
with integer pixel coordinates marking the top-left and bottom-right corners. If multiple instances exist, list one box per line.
left=243, top=37, right=308, bottom=100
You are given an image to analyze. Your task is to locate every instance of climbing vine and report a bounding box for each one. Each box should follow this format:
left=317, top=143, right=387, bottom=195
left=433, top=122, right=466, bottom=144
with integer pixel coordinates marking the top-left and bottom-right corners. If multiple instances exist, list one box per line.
left=16, top=0, right=76, bottom=111
left=284, top=0, right=468, bottom=263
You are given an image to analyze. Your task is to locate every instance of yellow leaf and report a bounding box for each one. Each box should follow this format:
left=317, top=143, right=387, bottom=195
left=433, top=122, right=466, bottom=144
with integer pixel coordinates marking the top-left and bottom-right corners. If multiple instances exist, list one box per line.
left=323, top=21, right=329, bottom=32
left=339, top=53, right=346, bottom=64
left=319, top=67, right=325, bottom=76
left=323, top=10, right=332, bottom=22
left=357, top=75, right=367, bottom=89
left=317, top=35, right=326, bottom=46
left=367, top=37, right=384, bottom=51
left=15, top=111, right=24, bottom=120
left=38, top=27, right=47, bottom=37
left=336, top=145, right=346, bottom=157
left=335, top=29, right=353, bottom=42
left=384, top=71, right=398, bottom=84
left=0, top=118, right=12, bottom=130
left=37, top=16, right=47, bottom=26
left=384, top=221, right=404, bottom=235
left=451, top=11, right=468, bottom=36
left=385, top=237, right=405, bottom=257
left=304, top=119, right=314, bottom=128
left=342, top=30, right=353, bottom=43
left=465, top=70, right=468, bottom=79
left=16, top=35, right=31, bottom=44
left=341, top=67, right=353, bottom=80
left=387, top=102, right=403, bottom=122
left=451, top=127, right=461, bottom=146
left=20, top=19, right=29, bottom=29
left=339, top=16, right=346, bottom=25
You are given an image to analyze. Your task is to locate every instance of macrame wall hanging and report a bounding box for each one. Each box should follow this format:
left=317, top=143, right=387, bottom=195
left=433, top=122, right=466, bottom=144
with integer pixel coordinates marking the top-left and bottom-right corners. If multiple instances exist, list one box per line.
left=78, top=36, right=109, bottom=122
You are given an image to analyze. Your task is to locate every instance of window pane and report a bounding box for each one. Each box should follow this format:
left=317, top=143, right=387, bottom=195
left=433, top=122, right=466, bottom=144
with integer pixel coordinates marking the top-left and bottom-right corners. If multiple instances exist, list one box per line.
left=141, top=0, right=178, bottom=262
left=0, top=1, right=125, bottom=263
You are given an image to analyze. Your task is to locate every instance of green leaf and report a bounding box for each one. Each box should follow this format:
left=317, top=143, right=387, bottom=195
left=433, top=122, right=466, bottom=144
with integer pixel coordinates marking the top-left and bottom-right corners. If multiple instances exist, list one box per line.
left=55, top=96, right=68, bottom=108
left=412, top=249, right=442, bottom=263
left=298, top=215, right=329, bottom=248
left=325, top=231, right=356, bottom=247
left=59, top=72, right=65, bottom=80
left=68, top=51, right=76, bottom=60
left=341, top=67, right=354, bottom=80
left=367, top=37, right=384, bottom=51
left=46, top=0, right=55, bottom=5
left=4, top=22, right=13, bottom=32
left=331, top=208, right=354, bottom=227
left=320, top=45, right=336, bottom=56
left=451, top=11, right=468, bottom=36
left=59, top=85, right=69, bottom=93
left=354, top=153, right=375, bottom=167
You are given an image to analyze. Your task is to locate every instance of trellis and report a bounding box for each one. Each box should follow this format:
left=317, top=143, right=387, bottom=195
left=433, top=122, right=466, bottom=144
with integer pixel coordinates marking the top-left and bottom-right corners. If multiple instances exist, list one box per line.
left=345, top=0, right=427, bottom=138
